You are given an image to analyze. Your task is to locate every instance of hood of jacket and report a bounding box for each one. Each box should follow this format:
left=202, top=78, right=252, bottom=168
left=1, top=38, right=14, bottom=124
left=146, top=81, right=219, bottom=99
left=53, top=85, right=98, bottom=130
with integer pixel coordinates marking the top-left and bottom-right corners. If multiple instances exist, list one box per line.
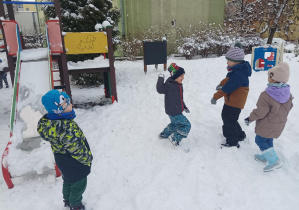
left=228, top=61, right=252, bottom=77
left=266, top=85, right=291, bottom=103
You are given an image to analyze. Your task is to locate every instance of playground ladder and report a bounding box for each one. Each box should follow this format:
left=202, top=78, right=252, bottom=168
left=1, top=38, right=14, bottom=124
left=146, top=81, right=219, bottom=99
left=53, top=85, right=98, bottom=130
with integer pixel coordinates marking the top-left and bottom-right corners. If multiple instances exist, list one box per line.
left=50, top=59, right=65, bottom=90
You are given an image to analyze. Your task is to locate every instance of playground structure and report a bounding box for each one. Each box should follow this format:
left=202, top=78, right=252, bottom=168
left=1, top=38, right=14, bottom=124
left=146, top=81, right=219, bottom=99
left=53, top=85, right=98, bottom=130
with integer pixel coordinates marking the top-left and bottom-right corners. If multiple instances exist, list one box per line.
left=251, top=43, right=284, bottom=72
left=1, top=0, right=117, bottom=189
left=143, top=40, right=167, bottom=74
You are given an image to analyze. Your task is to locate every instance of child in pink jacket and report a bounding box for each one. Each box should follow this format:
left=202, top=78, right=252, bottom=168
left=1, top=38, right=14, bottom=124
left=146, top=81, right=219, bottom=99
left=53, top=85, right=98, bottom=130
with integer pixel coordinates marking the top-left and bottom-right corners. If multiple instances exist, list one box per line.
left=245, top=62, right=293, bottom=172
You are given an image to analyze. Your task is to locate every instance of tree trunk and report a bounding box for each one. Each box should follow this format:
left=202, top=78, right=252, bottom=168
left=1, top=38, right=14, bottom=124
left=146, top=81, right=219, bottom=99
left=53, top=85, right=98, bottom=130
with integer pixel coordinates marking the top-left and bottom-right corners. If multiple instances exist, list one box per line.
left=267, top=26, right=277, bottom=44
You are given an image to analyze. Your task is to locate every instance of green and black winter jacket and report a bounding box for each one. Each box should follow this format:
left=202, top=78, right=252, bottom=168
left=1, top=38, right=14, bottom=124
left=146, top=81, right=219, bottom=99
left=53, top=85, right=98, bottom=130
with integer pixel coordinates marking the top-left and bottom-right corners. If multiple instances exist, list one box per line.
left=37, top=115, right=93, bottom=183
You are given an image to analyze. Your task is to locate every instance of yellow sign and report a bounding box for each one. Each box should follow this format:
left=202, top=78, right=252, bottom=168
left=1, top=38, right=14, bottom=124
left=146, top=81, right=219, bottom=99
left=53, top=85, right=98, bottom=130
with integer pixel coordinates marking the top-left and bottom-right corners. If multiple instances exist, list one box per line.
left=64, top=32, right=108, bottom=54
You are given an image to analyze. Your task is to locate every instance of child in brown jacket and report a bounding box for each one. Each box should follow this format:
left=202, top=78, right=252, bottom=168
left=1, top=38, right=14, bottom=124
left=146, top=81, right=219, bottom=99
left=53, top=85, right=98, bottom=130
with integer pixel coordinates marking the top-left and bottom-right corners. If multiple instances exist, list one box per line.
left=211, top=43, right=252, bottom=148
left=245, top=62, right=293, bottom=172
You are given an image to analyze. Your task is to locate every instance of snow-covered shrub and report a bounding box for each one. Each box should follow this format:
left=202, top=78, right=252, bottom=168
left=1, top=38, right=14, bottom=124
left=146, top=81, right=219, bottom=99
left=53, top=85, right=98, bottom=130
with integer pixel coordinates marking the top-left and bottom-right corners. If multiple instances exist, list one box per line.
left=119, top=22, right=171, bottom=60
left=294, top=44, right=299, bottom=57
left=176, top=22, right=264, bottom=59
left=178, top=38, right=197, bottom=59
left=119, top=36, right=143, bottom=61
left=23, top=34, right=46, bottom=49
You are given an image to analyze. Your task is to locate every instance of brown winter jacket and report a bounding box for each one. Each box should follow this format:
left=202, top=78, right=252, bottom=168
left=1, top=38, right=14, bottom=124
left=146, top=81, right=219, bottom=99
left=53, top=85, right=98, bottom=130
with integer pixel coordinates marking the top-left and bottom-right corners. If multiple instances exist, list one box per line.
left=249, top=91, right=293, bottom=138
left=213, top=61, right=252, bottom=109
left=214, top=77, right=249, bottom=109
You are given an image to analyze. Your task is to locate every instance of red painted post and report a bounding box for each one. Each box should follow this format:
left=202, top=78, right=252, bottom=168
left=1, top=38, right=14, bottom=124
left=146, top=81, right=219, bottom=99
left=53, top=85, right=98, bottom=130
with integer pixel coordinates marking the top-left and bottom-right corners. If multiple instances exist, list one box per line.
left=2, top=142, right=14, bottom=189
left=54, top=164, right=61, bottom=177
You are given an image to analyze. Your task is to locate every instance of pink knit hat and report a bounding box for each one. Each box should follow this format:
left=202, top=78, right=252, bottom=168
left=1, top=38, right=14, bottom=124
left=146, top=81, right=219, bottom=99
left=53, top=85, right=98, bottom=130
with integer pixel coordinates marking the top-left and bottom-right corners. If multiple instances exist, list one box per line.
left=268, top=62, right=290, bottom=83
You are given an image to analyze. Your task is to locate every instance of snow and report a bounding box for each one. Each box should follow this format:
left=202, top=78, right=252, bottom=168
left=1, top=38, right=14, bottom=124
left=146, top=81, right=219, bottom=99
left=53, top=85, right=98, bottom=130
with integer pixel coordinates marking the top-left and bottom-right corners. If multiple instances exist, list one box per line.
left=95, top=23, right=103, bottom=31
left=102, top=20, right=111, bottom=28
left=68, top=55, right=109, bottom=69
left=5, top=49, right=53, bottom=178
left=20, top=48, right=48, bottom=61
left=1, top=51, right=299, bottom=210
left=285, top=43, right=295, bottom=52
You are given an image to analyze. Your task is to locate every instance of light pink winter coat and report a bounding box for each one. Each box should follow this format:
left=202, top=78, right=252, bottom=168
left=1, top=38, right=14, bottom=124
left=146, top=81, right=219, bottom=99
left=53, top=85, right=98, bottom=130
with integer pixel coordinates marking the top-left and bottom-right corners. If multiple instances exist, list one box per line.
left=249, top=91, right=293, bottom=138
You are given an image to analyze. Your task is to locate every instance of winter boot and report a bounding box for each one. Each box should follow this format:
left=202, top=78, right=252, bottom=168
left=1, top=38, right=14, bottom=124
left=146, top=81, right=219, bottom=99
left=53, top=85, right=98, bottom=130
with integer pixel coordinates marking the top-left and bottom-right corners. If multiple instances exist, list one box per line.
left=168, top=134, right=180, bottom=146
left=221, top=143, right=240, bottom=149
left=63, top=200, right=70, bottom=208
left=262, top=148, right=283, bottom=172
left=159, top=132, right=168, bottom=139
left=6, top=85, right=8, bottom=88
left=254, top=154, right=267, bottom=164
left=70, top=203, right=85, bottom=210
left=238, top=133, right=246, bottom=142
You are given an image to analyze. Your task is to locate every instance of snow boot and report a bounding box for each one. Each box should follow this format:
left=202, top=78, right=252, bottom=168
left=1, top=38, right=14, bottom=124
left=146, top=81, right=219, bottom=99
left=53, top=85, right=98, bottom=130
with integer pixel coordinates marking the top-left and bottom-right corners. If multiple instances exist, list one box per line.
left=254, top=154, right=267, bottom=164
left=238, top=133, right=246, bottom=141
left=63, top=200, right=70, bottom=208
left=168, top=134, right=180, bottom=146
left=159, top=132, right=168, bottom=139
left=262, top=148, right=283, bottom=172
left=221, top=143, right=240, bottom=149
left=70, top=203, right=85, bottom=210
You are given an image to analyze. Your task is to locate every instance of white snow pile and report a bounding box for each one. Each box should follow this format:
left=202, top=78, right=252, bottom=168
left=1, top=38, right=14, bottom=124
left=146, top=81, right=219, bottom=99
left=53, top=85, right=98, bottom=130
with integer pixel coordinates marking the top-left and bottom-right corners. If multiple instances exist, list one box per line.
left=67, top=55, right=109, bottom=70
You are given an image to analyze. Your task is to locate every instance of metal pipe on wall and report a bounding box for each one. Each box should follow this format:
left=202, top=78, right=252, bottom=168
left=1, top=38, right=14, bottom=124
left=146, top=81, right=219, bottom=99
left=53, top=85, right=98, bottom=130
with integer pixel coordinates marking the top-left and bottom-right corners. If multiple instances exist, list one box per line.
left=120, top=0, right=125, bottom=37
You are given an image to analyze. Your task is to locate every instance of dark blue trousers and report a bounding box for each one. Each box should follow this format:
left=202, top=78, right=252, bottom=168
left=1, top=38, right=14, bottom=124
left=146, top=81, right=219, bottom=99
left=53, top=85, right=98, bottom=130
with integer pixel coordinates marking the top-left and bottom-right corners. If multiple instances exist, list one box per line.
left=221, top=104, right=246, bottom=146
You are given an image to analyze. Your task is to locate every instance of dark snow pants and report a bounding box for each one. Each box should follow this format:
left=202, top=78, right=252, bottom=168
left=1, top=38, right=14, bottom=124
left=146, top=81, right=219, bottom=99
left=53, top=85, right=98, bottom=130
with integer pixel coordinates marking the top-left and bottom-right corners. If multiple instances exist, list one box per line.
left=63, top=176, right=87, bottom=207
left=221, top=104, right=246, bottom=146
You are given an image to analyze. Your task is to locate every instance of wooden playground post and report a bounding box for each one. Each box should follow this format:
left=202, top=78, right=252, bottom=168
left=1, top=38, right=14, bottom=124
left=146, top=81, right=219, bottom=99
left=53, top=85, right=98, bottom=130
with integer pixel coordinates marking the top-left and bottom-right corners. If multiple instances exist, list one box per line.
left=106, top=26, right=118, bottom=102
left=54, top=0, right=72, bottom=100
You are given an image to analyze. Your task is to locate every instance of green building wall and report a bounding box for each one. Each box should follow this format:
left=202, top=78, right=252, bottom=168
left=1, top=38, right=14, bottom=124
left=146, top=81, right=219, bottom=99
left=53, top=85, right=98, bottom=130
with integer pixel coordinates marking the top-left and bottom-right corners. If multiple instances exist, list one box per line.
left=112, top=0, right=225, bottom=54
left=113, top=0, right=224, bottom=35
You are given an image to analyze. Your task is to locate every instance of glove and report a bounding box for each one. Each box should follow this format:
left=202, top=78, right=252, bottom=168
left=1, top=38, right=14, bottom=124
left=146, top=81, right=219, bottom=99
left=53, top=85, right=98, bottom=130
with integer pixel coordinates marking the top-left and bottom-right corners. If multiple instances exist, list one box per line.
left=244, top=117, right=251, bottom=126
left=158, top=73, right=165, bottom=78
left=211, top=97, right=217, bottom=105
left=184, top=108, right=190, bottom=113
left=216, top=84, right=222, bottom=90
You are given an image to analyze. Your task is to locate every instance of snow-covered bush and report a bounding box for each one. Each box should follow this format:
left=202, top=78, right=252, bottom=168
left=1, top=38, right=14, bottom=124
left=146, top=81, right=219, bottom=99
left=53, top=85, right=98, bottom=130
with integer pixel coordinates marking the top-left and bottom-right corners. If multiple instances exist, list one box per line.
left=176, top=22, right=264, bottom=59
left=119, top=22, right=172, bottom=60
left=179, top=38, right=197, bottom=59
left=294, top=44, right=299, bottom=57
left=23, top=34, right=46, bottom=49
left=119, top=36, right=143, bottom=61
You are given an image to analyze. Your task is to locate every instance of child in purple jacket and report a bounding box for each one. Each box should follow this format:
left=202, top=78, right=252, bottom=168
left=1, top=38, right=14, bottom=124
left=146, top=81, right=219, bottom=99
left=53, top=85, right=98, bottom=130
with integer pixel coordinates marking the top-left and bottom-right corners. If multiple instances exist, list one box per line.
left=245, top=62, right=293, bottom=172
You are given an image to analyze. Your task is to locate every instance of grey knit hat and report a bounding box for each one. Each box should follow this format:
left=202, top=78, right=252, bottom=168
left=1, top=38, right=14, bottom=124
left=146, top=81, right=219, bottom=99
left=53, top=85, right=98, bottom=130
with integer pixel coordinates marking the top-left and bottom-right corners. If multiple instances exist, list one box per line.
left=225, top=43, right=245, bottom=62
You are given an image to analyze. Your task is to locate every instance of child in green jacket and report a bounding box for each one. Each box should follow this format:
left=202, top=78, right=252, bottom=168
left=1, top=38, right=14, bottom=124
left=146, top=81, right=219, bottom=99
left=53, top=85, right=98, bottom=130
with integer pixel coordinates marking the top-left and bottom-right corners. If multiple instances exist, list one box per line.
left=37, top=89, right=92, bottom=210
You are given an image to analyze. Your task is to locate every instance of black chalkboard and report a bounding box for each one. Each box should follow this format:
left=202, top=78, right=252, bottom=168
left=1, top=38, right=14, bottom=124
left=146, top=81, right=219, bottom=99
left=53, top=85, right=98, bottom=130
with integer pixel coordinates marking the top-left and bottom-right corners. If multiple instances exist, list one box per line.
left=143, top=41, right=167, bottom=65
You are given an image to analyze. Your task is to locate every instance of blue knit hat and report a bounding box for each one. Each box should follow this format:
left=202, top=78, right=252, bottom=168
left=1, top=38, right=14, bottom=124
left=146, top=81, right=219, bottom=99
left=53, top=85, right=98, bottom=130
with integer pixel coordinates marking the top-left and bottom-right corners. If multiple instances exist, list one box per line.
left=42, top=89, right=71, bottom=114
left=225, top=43, right=245, bottom=62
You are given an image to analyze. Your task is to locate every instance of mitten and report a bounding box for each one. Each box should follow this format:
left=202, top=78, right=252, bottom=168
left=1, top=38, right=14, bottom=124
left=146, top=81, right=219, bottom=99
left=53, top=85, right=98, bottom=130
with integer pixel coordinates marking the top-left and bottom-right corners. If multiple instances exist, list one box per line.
left=211, top=97, right=217, bottom=105
left=244, top=117, right=251, bottom=126
left=216, top=84, right=223, bottom=90
left=158, top=73, right=165, bottom=78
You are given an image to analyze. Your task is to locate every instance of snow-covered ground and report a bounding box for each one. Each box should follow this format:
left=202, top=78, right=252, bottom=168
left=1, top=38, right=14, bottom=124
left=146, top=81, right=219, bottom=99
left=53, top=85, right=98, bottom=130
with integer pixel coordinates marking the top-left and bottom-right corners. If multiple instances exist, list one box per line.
left=1, top=52, right=299, bottom=210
